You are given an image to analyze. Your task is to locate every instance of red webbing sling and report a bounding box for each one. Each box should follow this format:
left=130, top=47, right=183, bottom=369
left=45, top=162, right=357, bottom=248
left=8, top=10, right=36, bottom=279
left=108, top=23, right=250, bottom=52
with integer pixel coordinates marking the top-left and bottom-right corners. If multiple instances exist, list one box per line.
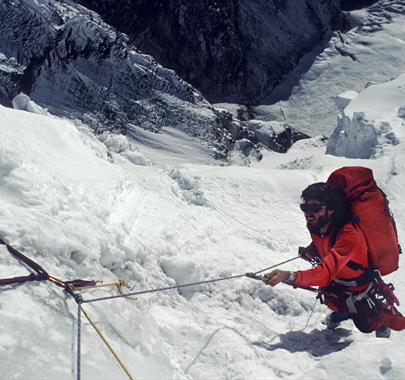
left=0, top=238, right=96, bottom=291
left=0, top=238, right=49, bottom=285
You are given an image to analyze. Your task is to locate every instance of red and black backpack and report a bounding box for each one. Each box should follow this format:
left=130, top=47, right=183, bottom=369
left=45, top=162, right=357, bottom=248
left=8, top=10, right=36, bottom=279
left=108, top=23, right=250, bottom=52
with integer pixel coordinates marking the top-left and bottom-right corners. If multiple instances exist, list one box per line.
left=327, top=166, right=401, bottom=276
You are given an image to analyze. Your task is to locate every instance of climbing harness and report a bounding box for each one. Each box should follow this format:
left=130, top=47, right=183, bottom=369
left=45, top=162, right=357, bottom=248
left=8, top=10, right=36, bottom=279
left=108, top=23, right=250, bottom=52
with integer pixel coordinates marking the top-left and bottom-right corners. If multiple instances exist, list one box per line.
left=318, top=270, right=401, bottom=317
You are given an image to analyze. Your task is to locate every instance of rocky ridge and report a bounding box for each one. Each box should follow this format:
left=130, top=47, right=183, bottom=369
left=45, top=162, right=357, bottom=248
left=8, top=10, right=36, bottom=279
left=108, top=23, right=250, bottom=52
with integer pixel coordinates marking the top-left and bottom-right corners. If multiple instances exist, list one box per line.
left=0, top=0, right=221, bottom=146
left=0, top=0, right=310, bottom=160
left=75, top=0, right=344, bottom=103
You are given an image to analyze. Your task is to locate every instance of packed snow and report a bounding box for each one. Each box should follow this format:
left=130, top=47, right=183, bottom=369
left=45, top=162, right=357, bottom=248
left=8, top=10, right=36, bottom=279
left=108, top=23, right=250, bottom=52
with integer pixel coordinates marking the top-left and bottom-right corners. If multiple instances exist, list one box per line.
left=1, top=69, right=405, bottom=380
left=2, top=2, right=405, bottom=379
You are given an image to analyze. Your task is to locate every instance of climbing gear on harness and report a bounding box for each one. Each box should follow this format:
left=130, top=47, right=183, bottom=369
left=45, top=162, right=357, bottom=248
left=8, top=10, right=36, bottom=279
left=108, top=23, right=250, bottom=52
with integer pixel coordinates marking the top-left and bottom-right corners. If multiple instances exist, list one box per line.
left=319, top=270, right=401, bottom=318
left=368, top=272, right=400, bottom=315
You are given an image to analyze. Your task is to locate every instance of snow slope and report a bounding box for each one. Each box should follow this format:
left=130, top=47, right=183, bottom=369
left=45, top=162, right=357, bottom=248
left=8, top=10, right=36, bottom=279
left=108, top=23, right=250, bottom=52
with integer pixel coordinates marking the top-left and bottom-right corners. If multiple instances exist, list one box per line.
left=1, top=69, right=405, bottom=380
left=249, top=0, right=405, bottom=136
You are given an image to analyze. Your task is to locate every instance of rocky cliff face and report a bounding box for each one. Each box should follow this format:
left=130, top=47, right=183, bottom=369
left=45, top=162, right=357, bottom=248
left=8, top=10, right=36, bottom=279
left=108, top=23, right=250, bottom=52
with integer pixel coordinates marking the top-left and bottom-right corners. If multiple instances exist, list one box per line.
left=0, top=0, right=222, bottom=140
left=75, top=0, right=344, bottom=103
left=0, top=0, right=309, bottom=160
left=340, top=0, right=377, bottom=10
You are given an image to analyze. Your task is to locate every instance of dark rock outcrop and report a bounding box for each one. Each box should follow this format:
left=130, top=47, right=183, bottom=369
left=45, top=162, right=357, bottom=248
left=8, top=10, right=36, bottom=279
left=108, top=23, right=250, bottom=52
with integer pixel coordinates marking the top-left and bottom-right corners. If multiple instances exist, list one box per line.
left=75, top=0, right=344, bottom=103
left=246, top=120, right=309, bottom=153
left=0, top=0, right=310, bottom=160
left=0, top=0, right=221, bottom=141
left=340, top=0, right=378, bottom=11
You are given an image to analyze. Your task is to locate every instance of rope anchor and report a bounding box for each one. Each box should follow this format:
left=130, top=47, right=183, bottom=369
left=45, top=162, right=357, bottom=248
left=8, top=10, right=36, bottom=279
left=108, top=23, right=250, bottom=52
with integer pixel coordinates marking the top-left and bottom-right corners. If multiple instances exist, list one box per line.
left=1, top=238, right=318, bottom=380
left=76, top=301, right=135, bottom=380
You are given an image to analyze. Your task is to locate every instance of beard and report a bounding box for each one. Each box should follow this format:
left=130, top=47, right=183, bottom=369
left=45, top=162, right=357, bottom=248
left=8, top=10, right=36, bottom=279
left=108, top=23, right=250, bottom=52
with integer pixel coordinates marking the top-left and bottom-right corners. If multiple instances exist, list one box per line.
left=307, top=215, right=331, bottom=235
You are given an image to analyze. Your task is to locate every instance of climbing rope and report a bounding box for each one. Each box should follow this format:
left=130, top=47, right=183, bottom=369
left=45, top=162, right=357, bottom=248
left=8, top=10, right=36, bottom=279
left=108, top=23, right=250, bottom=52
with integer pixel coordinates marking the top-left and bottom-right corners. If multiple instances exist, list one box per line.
left=252, top=256, right=301, bottom=275
left=80, top=256, right=304, bottom=305
left=1, top=238, right=318, bottom=380
left=77, top=301, right=135, bottom=380
left=183, top=292, right=320, bottom=374
left=70, top=280, right=137, bottom=301
left=184, top=326, right=254, bottom=375
left=302, top=297, right=319, bottom=331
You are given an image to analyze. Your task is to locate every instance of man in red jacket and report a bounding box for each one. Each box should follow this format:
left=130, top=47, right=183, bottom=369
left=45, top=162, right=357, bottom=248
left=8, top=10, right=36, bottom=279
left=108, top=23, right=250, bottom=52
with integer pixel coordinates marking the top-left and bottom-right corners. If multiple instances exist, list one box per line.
left=265, top=182, right=405, bottom=337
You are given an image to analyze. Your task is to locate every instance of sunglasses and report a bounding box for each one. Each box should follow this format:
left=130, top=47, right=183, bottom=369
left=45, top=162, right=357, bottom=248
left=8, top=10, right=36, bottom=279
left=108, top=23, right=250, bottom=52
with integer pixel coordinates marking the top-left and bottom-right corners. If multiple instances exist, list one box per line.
left=299, top=203, right=326, bottom=213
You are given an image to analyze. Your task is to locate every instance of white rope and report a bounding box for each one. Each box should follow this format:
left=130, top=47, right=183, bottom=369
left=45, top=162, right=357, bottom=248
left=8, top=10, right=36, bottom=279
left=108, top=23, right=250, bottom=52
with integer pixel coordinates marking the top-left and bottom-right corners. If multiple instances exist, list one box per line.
left=301, top=297, right=319, bottom=331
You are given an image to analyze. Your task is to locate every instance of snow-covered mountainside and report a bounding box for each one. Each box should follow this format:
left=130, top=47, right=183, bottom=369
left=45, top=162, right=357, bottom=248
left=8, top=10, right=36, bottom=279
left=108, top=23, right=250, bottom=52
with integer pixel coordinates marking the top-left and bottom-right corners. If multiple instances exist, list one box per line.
left=248, top=0, right=405, bottom=136
left=1, top=72, right=405, bottom=379
left=0, top=0, right=311, bottom=161
left=0, top=0, right=234, bottom=155
left=1, top=1, right=405, bottom=379
left=75, top=0, right=343, bottom=103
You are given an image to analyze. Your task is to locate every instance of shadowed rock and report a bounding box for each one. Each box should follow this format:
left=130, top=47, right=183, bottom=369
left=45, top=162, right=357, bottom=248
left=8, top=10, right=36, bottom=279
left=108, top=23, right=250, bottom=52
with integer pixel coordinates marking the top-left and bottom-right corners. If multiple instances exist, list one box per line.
left=75, top=0, right=344, bottom=103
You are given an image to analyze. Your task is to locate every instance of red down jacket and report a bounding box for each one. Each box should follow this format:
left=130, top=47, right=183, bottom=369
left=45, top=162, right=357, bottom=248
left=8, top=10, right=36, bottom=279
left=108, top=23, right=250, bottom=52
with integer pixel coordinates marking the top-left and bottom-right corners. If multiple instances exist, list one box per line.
left=293, top=222, right=369, bottom=292
left=293, top=222, right=405, bottom=332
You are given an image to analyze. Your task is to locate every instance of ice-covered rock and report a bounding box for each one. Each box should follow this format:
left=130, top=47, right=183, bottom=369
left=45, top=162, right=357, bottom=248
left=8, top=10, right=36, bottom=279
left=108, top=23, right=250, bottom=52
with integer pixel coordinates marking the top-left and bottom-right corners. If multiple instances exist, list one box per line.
left=76, top=0, right=344, bottom=102
left=398, top=106, right=405, bottom=119
left=12, top=93, right=48, bottom=115
left=326, top=112, right=398, bottom=159
left=327, top=74, right=405, bottom=159
left=247, top=120, right=309, bottom=153
left=335, top=90, right=359, bottom=111
left=0, top=0, right=234, bottom=157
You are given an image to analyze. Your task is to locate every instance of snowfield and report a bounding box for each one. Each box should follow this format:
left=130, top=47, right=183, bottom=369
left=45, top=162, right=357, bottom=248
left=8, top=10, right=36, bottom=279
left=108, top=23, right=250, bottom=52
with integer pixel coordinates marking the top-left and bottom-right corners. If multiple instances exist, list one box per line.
left=248, top=0, right=405, bottom=137
left=1, top=70, right=405, bottom=380
left=2, top=2, right=405, bottom=379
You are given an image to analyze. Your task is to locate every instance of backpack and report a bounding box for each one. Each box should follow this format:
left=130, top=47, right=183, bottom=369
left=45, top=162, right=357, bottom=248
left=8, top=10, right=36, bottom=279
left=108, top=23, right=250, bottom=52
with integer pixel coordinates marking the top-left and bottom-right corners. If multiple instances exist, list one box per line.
left=327, top=166, right=401, bottom=276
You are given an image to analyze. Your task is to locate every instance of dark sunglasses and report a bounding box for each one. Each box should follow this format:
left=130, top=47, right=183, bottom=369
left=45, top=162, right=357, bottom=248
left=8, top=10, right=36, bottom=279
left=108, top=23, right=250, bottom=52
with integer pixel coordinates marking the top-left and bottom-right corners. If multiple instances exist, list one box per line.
left=299, top=203, right=326, bottom=213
